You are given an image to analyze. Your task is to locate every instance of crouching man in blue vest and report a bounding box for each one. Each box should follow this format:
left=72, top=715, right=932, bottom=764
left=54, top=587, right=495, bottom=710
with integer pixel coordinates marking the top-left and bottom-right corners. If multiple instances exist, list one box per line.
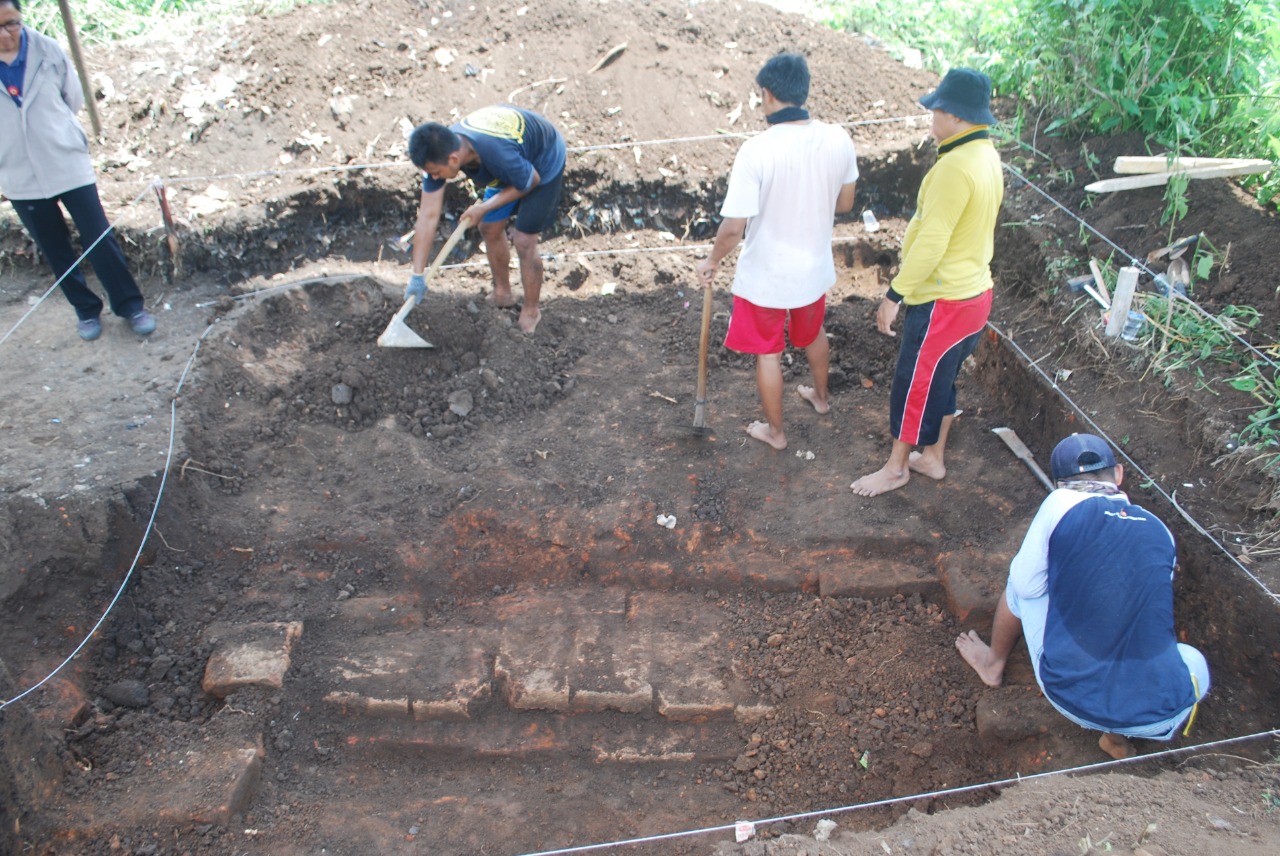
left=956, top=433, right=1210, bottom=759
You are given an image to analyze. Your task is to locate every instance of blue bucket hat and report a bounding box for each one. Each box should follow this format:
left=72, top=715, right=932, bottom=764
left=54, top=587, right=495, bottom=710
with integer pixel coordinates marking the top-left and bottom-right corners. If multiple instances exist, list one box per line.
left=919, top=68, right=996, bottom=125
left=1050, top=434, right=1117, bottom=481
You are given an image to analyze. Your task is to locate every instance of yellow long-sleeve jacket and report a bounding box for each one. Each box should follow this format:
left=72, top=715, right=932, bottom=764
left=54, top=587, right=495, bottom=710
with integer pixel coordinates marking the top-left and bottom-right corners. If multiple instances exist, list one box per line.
left=887, top=127, right=1003, bottom=306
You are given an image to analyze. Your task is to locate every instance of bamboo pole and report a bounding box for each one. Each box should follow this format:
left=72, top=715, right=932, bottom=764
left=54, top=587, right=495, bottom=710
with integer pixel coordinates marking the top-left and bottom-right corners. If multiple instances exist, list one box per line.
left=1085, top=160, right=1272, bottom=193
left=1114, top=156, right=1258, bottom=174
left=56, top=0, right=101, bottom=137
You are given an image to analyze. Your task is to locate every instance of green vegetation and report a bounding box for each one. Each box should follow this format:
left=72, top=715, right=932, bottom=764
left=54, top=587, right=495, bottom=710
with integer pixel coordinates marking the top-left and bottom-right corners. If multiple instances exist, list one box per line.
left=21, top=0, right=314, bottom=43
left=823, top=0, right=1280, bottom=208
left=825, top=0, right=1280, bottom=468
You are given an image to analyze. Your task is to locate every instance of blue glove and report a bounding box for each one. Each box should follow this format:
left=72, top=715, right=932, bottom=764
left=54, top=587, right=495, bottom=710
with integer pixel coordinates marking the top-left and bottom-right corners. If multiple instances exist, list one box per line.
left=404, top=273, right=427, bottom=304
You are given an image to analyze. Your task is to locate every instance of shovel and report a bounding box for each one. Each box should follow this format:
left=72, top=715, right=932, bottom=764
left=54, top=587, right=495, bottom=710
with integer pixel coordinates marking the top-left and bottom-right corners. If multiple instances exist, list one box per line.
left=692, top=284, right=714, bottom=435
left=992, top=427, right=1055, bottom=492
left=377, top=217, right=471, bottom=349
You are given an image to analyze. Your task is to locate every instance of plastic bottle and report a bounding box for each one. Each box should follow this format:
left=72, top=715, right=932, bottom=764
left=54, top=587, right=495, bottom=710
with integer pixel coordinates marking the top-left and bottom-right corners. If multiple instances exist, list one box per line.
left=1120, top=310, right=1145, bottom=342
left=862, top=210, right=880, bottom=232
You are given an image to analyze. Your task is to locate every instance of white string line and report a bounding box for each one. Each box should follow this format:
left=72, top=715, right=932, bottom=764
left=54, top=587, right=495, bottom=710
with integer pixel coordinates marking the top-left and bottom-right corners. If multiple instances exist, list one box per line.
left=1001, top=162, right=1280, bottom=375
left=987, top=319, right=1280, bottom=605
left=0, top=180, right=157, bottom=349
left=515, top=728, right=1280, bottom=856
left=103, top=114, right=927, bottom=188
left=197, top=229, right=876, bottom=308
left=0, top=320, right=219, bottom=711
left=193, top=242, right=728, bottom=307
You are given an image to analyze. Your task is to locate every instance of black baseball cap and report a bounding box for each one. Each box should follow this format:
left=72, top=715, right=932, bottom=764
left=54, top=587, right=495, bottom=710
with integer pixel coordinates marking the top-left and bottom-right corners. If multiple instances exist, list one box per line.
left=1050, top=433, right=1117, bottom=481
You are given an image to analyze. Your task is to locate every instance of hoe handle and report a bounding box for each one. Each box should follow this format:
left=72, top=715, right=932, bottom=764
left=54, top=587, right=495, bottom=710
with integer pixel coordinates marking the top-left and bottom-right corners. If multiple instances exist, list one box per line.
left=693, top=284, right=713, bottom=429
left=422, top=217, right=473, bottom=288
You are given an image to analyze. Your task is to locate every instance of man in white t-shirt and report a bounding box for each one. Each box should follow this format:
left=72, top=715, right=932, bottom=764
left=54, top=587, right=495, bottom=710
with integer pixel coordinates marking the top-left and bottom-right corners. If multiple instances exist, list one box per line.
left=696, top=52, right=859, bottom=450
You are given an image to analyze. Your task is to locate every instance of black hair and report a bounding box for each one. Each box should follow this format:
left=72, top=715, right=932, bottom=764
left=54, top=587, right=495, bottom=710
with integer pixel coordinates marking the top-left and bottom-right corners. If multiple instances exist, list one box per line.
left=408, top=122, right=461, bottom=169
left=756, top=52, right=809, bottom=106
left=2, top=0, right=20, bottom=12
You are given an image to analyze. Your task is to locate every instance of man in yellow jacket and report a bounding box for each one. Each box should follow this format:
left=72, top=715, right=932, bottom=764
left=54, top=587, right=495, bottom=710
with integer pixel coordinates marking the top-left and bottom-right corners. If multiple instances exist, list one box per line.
left=851, top=68, right=1003, bottom=497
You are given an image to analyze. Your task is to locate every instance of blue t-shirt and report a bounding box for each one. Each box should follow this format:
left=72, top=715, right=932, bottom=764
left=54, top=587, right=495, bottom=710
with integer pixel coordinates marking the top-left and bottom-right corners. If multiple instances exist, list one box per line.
left=1038, top=494, right=1196, bottom=730
left=421, top=104, right=565, bottom=194
left=0, top=30, right=28, bottom=107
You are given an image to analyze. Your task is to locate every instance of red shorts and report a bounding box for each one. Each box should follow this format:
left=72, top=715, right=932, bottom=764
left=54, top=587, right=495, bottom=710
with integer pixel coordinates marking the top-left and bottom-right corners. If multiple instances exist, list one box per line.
left=724, top=294, right=826, bottom=355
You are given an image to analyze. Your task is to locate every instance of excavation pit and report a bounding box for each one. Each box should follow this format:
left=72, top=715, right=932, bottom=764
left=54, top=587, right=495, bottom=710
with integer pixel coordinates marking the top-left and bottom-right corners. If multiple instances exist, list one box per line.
left=2, top=1, right=1279, bottom=853
left=2, top=223, right=1278, bottom=854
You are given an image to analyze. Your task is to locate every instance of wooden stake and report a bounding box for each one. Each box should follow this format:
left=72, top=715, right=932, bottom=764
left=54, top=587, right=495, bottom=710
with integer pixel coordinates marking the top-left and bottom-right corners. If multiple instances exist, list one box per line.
left=1104, top=267, right=1139, bottom=338
left=1089, top=258, right=1111, bottom=304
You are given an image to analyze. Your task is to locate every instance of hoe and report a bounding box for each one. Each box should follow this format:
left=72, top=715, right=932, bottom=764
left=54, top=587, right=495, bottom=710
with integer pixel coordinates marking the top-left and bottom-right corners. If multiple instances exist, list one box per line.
left=377, top=218, right=471, bottom=348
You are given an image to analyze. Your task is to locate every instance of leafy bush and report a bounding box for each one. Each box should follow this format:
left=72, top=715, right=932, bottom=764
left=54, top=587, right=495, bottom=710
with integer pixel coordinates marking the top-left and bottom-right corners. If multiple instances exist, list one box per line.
left=823, top=0, right=1280, bottom=208
left=984, top=1, right=1276, bottom=150
left=21, top=0, right=314, bottom=43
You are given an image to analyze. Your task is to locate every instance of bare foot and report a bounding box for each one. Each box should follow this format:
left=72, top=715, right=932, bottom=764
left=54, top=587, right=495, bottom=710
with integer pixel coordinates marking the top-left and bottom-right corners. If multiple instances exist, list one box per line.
left=746, top=421, right=787, bottom=450
left=849, top=464, right=909, bottom=497
left=955, top=629, right=1004, bottom=688
left=518, top=306, right=541, bottom=334
left=908, top=450, right=946, bottom=480
left=1098, top=733, right=1136, bottom=760
left=797, top=385, right=830, bottom=414
left=486, top=289, right=518, bottom=308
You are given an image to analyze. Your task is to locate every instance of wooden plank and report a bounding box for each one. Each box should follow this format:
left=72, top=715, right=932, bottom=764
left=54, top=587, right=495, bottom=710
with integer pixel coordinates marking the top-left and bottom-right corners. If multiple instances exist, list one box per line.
left=1104, top=267, right=1140, bottom=338
left=1085, top=160, right=1273, bottom=193
left=1113, top=156, right=1255, bottom=174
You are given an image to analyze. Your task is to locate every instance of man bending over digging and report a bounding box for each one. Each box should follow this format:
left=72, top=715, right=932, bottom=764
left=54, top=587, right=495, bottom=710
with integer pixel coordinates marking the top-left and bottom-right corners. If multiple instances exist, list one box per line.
left=956, top=433, right=1210, bottom=760
left=696, top=52, right=859, bottom=450
left=406, top=104, right=566, bottom=334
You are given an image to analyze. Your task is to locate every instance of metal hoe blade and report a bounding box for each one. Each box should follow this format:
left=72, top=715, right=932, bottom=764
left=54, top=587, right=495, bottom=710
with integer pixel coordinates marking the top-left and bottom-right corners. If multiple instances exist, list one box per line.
left=991, top=426, right=1055, bottom=492
left=377, top=297, right=433, bottom=348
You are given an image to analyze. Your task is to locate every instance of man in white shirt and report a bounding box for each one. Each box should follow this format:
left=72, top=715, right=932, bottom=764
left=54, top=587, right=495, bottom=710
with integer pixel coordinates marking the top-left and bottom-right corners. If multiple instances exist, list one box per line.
left=696, top=53, right=859, bottom=450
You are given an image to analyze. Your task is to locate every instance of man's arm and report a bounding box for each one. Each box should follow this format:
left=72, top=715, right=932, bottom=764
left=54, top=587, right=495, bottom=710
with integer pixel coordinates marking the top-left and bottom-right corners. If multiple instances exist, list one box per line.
left=835, top=181, right=857, bottom=215
left=695, top=217, right=747, bottom=287
left=411, top=188, right=446, bottom=275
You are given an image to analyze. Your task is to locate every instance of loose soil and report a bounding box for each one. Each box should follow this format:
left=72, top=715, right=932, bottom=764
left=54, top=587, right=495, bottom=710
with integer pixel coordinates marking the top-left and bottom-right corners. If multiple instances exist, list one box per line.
left=1, top=2, right=1278, bottom=855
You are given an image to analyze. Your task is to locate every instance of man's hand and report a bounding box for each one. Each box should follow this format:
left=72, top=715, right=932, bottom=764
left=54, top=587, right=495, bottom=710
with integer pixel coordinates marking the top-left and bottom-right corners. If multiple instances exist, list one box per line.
left=695, top=257, right=717, bottom=288
left=405, top=273, right=427, bottom=304
left=876, top=297, right=900, bottom=336
left=460, top=202, right=488, bottom=229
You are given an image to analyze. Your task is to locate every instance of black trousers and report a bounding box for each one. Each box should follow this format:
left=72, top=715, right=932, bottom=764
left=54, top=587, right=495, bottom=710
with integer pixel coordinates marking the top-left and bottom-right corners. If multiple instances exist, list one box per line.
left=10, top=183, right=144, bottom=321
